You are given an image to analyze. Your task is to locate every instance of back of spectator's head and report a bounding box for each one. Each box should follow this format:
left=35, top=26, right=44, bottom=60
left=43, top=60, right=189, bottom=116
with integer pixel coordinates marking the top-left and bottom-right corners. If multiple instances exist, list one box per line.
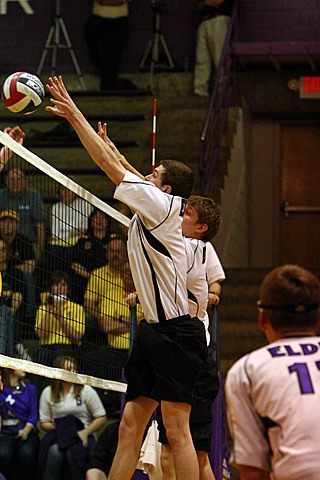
left=258, top=264, right=320, bottom=331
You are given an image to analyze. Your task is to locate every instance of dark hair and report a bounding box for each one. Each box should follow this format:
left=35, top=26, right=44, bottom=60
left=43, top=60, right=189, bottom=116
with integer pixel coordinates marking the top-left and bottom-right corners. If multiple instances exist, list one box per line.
left=259, top=264, right=320, bottom=331
left=50, top=356, right=83, bottom=403
left=51, top=270, right=71, bottom=290
left=160, top=160, right=194, bottom=198
left=187, top=195, right=222, bottom=242
left=86, top=208, right=109, bottom=236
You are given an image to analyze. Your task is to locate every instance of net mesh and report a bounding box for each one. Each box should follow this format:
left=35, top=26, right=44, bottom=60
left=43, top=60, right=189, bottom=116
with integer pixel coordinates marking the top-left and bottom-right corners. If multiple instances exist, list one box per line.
left=0, top=129, right=137, bottom=394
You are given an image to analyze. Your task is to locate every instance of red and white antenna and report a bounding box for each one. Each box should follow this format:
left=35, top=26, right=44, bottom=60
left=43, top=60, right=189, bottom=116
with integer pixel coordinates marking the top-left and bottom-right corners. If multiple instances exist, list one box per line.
left=152, top=98, right=157, bottom=172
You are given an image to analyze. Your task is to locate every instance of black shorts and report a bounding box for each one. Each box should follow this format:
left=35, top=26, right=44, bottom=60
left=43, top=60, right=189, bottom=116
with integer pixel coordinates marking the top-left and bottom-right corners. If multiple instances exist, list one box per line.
left=124, top=315, right=207, bottom=404
left=158, top=344, right=219, bottom=451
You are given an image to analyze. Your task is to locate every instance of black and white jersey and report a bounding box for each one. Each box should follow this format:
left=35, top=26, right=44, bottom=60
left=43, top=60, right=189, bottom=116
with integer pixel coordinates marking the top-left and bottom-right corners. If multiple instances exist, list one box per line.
left=185, top=237, right=208, bottom=322
left=186, top=239, right=225, bottom=345
left=114, top=171, right=189, bottom=323
left=205, top=241, right=225, bottom=285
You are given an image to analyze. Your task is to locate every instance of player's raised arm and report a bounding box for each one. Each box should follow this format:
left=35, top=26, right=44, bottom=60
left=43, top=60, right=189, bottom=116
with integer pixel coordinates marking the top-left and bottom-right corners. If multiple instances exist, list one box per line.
left=45, top=76, right=126, bottom=186
left=98, top=122, right=144, bottom=180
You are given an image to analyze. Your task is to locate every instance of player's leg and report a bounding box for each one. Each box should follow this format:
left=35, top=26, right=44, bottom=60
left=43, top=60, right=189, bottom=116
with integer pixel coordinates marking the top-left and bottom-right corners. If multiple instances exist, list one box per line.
left=197, top=451, right=216, bottom=480
left=160, top=443, right=176, bottom=480
left=86, top=468, right=107, bottom=480
left=108, top=396, right=158, bottom=480
left=161, top=400, right=199, bottom=480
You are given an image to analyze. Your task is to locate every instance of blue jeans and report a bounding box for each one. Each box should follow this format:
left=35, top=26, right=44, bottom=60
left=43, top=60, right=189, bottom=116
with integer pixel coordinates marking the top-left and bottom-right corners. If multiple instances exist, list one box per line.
left=0, top=432, right=40, bottom=480
left=43, top=436, right=95, bottom=480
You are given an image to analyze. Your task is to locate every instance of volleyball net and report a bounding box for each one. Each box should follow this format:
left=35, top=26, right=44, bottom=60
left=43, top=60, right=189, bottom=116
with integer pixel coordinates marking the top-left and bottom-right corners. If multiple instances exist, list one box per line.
left=0, top=128, right=138, bottom=394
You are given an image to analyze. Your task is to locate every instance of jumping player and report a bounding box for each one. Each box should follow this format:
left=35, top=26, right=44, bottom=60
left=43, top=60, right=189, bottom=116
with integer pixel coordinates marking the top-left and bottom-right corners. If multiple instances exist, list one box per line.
left=226, top=264, right=320, bottom=480
left=159, top=195, right=225, bottom=480
left=46, top=76, right=207, bottom=480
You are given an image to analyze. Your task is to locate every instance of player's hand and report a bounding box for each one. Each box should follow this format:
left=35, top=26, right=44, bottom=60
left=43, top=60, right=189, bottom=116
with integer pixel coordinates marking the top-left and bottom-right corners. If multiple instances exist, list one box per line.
left=5, top=125, right=25, bottom=145
left=46, top=76, right=81, bottom=120
left=126, top=292, right=138, bottom=308
left=98, top=122, right=124, bottom=160
left=207, top=292, right=220, bottom=307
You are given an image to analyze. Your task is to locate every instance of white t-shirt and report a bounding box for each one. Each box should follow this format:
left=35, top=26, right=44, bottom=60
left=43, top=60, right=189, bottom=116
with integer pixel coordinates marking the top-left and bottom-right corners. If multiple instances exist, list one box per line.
left=114, top=171, right=189, bottom=323
left=39, top=384, right=106, bottom=429
left=225, top=336, right=320, bottom=480
left=51, top=198, right=93, bottom=245
left=93, top=1, right=128, bottom=19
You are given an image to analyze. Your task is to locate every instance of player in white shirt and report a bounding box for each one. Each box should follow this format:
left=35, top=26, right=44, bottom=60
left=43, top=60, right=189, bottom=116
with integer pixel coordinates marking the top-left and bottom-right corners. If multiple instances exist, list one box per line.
left=46, top=76, right=207, bottom=480
left=160, top=195, right=225, bottom=480
left=225, top=264, right=320, bottom=480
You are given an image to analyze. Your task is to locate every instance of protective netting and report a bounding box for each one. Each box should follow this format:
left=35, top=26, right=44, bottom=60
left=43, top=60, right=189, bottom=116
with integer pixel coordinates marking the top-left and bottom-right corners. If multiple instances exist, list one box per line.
left=0, top=129, right=140, bottom=394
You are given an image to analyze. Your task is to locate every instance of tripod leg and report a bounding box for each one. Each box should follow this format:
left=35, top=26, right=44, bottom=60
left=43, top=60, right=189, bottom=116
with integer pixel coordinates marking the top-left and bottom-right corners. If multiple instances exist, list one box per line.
left=148, top=32, right=160, bottom=93
left=37, top=25, right=55, bottom=76
left=159, top=34, right=174, bottom=69
left=140, top=38, right=153, bottom=70
left=58, top=18, right=87, bottom=90
left=51, top=18, right=60, bottom=77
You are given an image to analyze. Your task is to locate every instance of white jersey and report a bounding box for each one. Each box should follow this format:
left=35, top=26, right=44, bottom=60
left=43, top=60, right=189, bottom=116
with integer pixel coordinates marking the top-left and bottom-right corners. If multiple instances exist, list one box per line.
left=205, top=241, right=225, bottom=285
left=185, top=237, right=208, bottom=322
left=185, top=238, right=225, bottom=346
left=225, top=336, right=320, bottom=480
left=114, top=171, right=189, bottom=323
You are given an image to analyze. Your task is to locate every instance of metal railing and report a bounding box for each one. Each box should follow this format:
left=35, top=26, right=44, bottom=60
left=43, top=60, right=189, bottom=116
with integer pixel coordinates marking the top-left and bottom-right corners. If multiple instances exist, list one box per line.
left=199, top=1, right=239, bottom=195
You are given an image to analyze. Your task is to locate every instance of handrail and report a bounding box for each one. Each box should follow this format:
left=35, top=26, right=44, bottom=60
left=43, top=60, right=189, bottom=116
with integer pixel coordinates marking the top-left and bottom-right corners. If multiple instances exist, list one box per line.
left=199, top=1, right=239, bottom=195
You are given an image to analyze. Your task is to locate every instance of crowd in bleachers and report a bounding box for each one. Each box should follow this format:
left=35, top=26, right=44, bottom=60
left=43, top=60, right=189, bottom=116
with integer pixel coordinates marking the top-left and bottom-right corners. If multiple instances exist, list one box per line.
left=0, top=129, right=137, bottom=392
left=0, top=131, right=134, bottom=480
left=0, top=355, right=115, bottom=480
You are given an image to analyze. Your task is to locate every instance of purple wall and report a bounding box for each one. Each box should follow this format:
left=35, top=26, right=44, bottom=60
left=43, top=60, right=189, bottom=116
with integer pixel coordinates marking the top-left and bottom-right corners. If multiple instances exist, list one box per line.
left=1, top=1, right=319, bottom=76
left=235, top=0, right=320, bottom=43
left=0, top=0, right=198, bottom=75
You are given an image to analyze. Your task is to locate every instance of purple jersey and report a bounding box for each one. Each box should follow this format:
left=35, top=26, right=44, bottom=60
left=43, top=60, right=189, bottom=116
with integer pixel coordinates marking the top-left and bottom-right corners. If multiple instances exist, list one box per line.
left=0, top=381, right=39, bottom=434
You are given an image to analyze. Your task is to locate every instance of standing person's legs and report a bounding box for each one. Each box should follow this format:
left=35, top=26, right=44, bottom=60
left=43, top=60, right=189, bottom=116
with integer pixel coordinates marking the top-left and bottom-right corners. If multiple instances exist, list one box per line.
left=83, top=15, right=103, bottom=71
left=100, top=17, right=128, bottom=90
left=194, top=20, right=213, bottom=97
left=206, top=16, right=230, bottom=70
left=108, top=396, right=158, bottom=480
left=161, top=400, right=199, bottom=480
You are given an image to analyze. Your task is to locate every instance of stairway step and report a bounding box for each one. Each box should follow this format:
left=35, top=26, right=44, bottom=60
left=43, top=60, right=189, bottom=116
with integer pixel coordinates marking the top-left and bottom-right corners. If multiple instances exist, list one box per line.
left=0, top=113, right=146, bottom=123
left=24, top=139, right=138, bottom=148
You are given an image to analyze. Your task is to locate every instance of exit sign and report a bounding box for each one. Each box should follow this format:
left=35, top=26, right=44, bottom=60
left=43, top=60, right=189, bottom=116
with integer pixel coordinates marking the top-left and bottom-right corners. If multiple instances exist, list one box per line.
left=299, top=77, right=320, bottom=99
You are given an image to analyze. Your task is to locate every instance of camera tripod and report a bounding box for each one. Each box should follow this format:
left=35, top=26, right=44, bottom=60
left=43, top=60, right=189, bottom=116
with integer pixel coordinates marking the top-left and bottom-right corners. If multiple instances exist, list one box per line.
left=140, top=0, right=175, bottom=93
left=37, top=0, right=86, bottom=90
